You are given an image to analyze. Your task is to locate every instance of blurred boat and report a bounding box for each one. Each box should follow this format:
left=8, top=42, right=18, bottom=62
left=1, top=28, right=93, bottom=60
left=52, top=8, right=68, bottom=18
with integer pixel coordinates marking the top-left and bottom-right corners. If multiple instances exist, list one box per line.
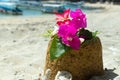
left=17, top=1, right=42, bottom=10
left=41, top=3, right=66, bottom=13
left=66, top=1, right=84, bottom=7
left=0, top=2, right=22, bottom=15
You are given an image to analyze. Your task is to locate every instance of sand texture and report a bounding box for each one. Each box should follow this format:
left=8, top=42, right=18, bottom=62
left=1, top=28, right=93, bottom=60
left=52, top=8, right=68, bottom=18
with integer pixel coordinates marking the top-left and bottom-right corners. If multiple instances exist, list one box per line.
left=44, top=37, right=104, bottom=80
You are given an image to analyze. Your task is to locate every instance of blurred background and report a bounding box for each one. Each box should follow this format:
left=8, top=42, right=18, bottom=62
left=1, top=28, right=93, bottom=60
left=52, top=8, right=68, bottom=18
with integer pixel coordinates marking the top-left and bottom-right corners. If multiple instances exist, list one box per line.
left=0, top=0, right=120, bottom=80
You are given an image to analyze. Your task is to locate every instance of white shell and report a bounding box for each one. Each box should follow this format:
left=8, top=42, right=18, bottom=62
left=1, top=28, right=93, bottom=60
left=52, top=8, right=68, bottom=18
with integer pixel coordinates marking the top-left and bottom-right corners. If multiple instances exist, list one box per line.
left=55, top=71, right=72, bottom=80
left=40, top=69, right=51, bottom=80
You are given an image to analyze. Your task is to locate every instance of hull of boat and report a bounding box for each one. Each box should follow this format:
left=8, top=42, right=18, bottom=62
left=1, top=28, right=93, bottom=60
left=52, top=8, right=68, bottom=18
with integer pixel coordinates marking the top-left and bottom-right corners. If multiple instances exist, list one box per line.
left=0, top=2, right=22, bottom=15
left=41, top=3, right=65, bottom=13
left=0, top=10, right=22, bottom=15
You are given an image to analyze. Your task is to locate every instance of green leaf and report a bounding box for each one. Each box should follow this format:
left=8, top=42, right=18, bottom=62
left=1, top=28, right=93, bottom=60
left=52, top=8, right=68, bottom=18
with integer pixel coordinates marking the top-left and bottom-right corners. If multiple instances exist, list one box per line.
left=50, top=35, right=71, bottom=60
left=92, top=31, right=99, bottom=38
left=47, top=30, right=53, bottom=34
left=42, top=30, right=53, bottom=37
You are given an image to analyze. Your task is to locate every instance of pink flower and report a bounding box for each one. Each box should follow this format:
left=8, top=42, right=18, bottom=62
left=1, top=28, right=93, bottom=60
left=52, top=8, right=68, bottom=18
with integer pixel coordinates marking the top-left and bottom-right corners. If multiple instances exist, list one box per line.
left=57, top=20, right=71, bottom=26
left=70, top=8, right=87, bottom=29
left=56, top=9, right=70, bottom=26
left=58, top=25, right=68, bottom=38
left=58, top=25, right=80, bottom=50
left=56, top=8, right=87, bottom=50
left=56, top=9, right=70, bottom=21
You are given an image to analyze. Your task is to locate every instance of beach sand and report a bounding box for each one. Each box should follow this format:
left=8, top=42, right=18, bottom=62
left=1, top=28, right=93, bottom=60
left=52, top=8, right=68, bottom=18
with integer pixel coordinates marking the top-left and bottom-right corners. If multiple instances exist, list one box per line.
left=0, top=3, right=120, bottom=80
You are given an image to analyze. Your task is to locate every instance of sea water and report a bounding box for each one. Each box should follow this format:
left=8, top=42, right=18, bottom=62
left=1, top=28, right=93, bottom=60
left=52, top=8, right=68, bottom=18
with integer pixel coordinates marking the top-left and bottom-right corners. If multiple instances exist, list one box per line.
left=0, top=4, right=104, bottom=17
left=0, top=8, right=43, bottom=17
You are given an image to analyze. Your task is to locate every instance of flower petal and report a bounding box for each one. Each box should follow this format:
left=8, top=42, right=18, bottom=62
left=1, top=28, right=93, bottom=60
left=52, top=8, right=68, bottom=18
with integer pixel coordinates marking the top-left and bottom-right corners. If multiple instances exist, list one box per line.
left=69, top=36, right=80, bottom=50
left=56, top=14, right=64, bottom=21
left=70, top=8, right=87, bottom=29
left=58, top=25, right=68, bottom=38
left=63, top=8, right=70, bottom=19
left=56, top=9, right=70, bottom=24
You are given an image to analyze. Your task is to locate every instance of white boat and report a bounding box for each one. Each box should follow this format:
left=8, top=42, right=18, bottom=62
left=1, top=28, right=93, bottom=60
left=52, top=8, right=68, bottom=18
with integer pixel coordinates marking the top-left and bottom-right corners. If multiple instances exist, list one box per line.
left=66, top=1, right=84, bottom=7
left=17, top=1, right=42, bottom=10
left=41, top=3, right=66, bottom=13
left=0, top=2, right=22, bottom=15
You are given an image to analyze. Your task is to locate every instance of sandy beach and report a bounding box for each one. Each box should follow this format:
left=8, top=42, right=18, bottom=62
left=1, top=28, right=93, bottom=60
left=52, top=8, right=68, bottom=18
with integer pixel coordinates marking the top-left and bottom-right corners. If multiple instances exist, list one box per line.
left=0, top=3, right=120, bottom=80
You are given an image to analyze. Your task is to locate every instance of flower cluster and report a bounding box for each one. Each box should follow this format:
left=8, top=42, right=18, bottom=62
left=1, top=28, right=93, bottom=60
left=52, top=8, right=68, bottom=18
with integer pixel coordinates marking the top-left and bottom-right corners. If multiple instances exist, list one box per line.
left=56, top=9, right=87, bottom=50
left=49, top=8, right=97, bottom=60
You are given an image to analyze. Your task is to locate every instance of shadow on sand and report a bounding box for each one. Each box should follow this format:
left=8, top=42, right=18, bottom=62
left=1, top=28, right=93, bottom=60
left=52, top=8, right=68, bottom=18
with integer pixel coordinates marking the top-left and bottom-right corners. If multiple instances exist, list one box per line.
left=90, top=68, right=119, bottom=80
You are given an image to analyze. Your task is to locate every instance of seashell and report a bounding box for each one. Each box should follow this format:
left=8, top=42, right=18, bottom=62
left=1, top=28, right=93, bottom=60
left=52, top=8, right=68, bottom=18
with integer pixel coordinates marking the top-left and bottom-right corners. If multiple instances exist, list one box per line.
left=55, top=71, right=72, bottom=80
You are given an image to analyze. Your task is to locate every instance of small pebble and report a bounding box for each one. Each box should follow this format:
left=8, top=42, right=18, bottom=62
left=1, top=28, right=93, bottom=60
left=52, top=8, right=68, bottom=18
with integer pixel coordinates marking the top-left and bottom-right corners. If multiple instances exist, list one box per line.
left=11, top=31, right=14, bottom=34
left=13, top=40, right=16, bottom=42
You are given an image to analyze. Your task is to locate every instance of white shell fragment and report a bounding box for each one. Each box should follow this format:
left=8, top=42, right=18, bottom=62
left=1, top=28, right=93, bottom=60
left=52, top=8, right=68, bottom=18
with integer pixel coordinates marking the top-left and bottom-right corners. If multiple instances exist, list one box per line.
left=40, top=69, right=51, bottom=80
left=39, top=69, right=72, bottom=80
left=55, top=71, right=72, bottom=80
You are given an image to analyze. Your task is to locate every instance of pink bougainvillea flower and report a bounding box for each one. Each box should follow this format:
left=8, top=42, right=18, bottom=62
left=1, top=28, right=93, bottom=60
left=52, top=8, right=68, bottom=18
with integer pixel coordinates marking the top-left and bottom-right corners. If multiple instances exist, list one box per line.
left=70, top=8, right=87, bottom=29
left=58, top=25, right=80, bottom=50
left=68, top=35, right=81, bottom=50
left=56, top=8, right=88, bottom=50
left=70, top=17, right=86, bottom=29
left=63, top=26, right=80, bottom=50
left=58, top=24, right=68, bottom=38
left=70, top=8, right=83, bottom=18
left=56, top=9, right=71, bottom=26
left=57, top=19, right=71, bottom=26
left=56, top=9, right=70, bottom=21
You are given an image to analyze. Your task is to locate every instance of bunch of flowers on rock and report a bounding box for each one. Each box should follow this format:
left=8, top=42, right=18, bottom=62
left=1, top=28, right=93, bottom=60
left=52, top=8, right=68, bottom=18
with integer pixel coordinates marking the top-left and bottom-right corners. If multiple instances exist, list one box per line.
left=49, top=8, right=98, bottom=60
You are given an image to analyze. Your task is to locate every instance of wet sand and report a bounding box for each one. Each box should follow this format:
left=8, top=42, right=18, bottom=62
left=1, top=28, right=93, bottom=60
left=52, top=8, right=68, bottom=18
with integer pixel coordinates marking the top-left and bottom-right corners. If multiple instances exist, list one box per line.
left=0, top=3, right=120, bottom=80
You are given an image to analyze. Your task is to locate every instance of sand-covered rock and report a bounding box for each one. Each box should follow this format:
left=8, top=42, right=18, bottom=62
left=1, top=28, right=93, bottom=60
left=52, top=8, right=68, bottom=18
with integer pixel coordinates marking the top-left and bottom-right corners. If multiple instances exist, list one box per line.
left=44, top=37, right=104, bottom=80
